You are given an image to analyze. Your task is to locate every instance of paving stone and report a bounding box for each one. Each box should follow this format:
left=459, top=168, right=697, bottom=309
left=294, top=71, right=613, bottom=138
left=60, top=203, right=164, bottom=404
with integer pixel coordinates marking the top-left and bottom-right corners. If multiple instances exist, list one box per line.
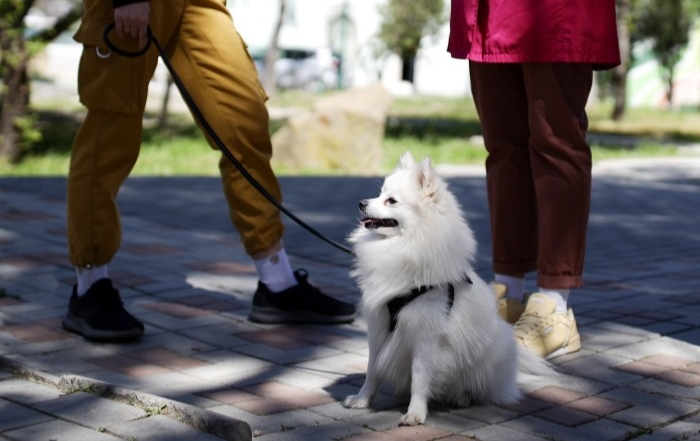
left=631, top=377, right=700, bottom=401
left=501, top=415, right=638, bottom=441
left=108, top=414, right=226, bottom=441
left=0, top=378, right=62, bottom=404
left=3, top=419, right=123, bottom=441
left=465, top=423, right=552, bottom=441
left=0, top=398, right=54, bottom=431
left=556, top=352, right=644, bottom=386
left=634, top=421, right=700, bottom=441
left=2, top=162, right=700, bottom=441
left=599, top=387, right=699, bottom=429
left=209, top=404, right=336, bottom=438
left=34, top=392, right=147, bottom=427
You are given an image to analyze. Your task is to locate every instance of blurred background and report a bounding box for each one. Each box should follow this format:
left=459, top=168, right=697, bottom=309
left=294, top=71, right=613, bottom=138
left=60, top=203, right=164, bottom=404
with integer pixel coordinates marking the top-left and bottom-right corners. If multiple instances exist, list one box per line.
left=1, top=0, right=699, bottom=175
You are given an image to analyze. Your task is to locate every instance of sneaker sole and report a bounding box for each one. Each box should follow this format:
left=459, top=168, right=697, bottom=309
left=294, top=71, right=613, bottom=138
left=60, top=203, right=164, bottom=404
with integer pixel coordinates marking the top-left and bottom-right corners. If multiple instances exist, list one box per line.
left=63, top=313, right=144, bottom=341
left=544, top=329, right=582, bottom=360
left=249, top=307, right=355, bottom=325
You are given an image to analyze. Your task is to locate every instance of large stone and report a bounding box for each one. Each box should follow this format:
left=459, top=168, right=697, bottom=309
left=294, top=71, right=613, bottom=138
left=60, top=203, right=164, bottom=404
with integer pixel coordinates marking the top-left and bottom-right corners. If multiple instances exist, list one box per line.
left=271, top=83, right=393, bottom=175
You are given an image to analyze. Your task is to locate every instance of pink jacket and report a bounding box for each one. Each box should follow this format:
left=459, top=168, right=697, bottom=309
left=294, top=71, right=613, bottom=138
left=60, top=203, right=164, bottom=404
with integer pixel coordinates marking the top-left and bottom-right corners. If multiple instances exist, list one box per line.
left=448, top=0, right=621, bottom=69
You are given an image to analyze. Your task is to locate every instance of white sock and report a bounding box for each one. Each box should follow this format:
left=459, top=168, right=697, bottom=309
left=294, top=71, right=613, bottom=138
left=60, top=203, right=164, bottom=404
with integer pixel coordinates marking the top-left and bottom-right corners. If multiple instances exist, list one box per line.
left=494, top=274, right=525, bottom=302
left=537, top=288, right=570, bottom=313
left=75, top=265, right=109, bottom=296
left=253, top=248, right=297, bottom=293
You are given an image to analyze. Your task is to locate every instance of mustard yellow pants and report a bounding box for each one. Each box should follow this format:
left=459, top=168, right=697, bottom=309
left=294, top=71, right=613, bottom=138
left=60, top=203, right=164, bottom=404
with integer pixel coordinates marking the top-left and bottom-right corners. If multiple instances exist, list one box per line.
left=67, top=0, right=284, bottom=267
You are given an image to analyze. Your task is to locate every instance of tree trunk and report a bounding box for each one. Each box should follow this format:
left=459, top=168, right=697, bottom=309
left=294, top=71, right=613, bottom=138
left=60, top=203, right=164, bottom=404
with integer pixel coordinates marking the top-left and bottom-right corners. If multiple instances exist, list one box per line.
left=158, top=75, right=174, bottom=129
left=0, top=38, right=29, bottom=163
left=263, top=0, right=286, bottom=95
left=611, top=0, right=631, bottom=121
left=664, top=68, right=675, bottom=109
left=401, top=54, right=416, bottom=83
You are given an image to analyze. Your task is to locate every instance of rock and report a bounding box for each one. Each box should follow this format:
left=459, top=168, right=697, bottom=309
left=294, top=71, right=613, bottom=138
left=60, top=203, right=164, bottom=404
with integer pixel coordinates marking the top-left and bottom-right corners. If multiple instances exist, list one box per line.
left=271, top=83, right=393, bottom=175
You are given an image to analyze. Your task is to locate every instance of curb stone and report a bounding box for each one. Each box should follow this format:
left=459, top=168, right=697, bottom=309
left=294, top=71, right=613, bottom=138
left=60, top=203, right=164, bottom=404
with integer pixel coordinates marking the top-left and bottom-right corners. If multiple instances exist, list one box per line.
left=0, top=356, right=252, bottom=441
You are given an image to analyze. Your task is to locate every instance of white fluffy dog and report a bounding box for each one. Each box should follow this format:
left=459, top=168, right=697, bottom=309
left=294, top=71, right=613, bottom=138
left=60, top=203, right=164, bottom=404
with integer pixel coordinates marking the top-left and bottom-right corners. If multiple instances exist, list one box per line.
left=343, top=152, right=549, bottom=426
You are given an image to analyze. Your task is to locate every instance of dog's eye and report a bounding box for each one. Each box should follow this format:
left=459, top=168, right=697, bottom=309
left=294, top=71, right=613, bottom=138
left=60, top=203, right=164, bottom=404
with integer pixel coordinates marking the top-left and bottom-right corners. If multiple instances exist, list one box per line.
left=386, top=197, right=397, bottom=205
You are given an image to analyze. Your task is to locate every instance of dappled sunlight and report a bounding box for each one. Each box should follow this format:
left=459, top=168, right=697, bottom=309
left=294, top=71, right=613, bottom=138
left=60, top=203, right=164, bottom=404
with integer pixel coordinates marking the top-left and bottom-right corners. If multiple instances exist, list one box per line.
left=2, top=162, right=700, bottom=439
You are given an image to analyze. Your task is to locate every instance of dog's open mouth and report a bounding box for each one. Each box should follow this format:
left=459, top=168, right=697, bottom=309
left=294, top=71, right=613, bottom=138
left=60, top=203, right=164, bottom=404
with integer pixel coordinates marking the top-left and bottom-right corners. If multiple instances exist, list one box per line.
left=361, top=217, right=399, bottom=229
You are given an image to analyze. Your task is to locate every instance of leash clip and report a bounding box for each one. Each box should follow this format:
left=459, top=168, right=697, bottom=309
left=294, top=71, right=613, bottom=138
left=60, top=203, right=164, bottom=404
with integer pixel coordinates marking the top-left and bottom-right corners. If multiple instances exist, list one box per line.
left=103, top=22, right=152, bottom=57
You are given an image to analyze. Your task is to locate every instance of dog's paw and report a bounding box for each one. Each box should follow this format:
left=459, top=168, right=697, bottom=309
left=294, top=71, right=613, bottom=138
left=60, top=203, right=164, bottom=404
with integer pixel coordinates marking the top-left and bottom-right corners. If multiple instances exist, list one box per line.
left=399, top=411, right=426, bottom=426
left=343, top=394, right=371, bottom=409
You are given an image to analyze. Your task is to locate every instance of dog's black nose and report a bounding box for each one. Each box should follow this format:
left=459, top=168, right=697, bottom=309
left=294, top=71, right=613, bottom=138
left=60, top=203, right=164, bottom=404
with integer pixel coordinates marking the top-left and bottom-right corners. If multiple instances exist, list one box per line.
left=359, top=200, right=368, bottom=211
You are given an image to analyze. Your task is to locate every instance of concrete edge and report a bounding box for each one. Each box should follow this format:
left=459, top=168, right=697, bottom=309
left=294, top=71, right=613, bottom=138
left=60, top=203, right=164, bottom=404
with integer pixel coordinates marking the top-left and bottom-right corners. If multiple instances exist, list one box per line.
left=0, top=356, right=252, bottom=441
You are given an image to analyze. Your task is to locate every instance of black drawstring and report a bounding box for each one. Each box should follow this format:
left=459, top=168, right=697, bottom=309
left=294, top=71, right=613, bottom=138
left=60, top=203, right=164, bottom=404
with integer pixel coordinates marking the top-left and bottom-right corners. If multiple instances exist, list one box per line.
left=102, top=23, right=354, bottom=256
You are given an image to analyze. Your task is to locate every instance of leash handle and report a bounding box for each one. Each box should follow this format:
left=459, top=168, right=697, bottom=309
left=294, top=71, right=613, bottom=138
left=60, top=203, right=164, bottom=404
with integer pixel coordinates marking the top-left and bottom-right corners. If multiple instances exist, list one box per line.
left=103, top=22, right=152, bottom=57
left=101, top=24, right=354, bottom=257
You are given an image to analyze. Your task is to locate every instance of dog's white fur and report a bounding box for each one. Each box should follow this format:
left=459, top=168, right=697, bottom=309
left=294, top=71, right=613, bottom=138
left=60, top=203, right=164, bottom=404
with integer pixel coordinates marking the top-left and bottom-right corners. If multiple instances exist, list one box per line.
left=343, top=152, right=549, bottom=425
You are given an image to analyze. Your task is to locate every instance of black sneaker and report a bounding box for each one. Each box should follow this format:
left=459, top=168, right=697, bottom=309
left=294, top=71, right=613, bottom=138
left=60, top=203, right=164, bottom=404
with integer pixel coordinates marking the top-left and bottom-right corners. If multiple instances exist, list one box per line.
left=249, top=269, right=356, bottom=324
left=62, top=278, right=144, bottom=341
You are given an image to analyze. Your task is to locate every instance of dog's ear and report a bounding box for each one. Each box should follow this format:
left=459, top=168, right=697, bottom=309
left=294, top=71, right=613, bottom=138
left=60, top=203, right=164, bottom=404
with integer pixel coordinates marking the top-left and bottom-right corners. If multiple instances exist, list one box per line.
left=398, top=151, right=415, bottom=170
left=418, top=157, right=437, bottom=193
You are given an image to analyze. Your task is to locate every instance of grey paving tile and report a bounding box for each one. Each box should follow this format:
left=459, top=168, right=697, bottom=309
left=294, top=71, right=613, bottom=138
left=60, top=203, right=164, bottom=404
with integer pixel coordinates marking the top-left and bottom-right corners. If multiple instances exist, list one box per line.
left=555, top=352, right=643, bottom=386
left=599, top=387, right=699, bottom=429
left=3, top=419, right=124, bottom=441
left=249, top=421, right=367, bottom=441
left=500, top=415, right=638, bottom=441
left=176, top=323, right=260, bottom=349
left=465, top=423, right=552, bottom=441
left=107, top=414, right=227, bottom=440
left=0, top=398, right=54, bottom=432
left=630, top=377, right=700, bottom=401
left=209, top=404, right=335, bottom=438
left=34, top=392, right=147, bottom=427
left=634, top=421, right=700, bottom=441
left=0, top=378, right=62, bottom=404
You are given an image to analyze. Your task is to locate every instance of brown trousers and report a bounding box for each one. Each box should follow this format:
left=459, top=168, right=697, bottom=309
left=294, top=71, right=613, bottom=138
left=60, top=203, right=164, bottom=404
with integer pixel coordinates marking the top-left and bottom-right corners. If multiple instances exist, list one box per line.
left=469, top=62, right=594, bottom=289
left=67, top=0, right=284, bottom=267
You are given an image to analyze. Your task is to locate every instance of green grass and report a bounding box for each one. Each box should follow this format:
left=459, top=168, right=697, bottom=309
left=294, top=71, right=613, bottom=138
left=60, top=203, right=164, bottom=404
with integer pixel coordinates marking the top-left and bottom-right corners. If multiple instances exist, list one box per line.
left=1, top=93, right=698, bottom=176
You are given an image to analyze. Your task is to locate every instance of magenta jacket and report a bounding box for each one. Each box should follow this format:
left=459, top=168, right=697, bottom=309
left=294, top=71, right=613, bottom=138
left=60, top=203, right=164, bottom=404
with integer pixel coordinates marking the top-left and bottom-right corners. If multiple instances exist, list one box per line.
left=448, top=0, right=621, bottom=69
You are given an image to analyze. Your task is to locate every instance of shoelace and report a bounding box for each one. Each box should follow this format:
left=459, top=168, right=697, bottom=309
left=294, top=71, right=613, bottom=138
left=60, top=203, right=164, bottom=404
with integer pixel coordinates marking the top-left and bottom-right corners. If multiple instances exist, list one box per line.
left=514, top=314, right=545, bottom=338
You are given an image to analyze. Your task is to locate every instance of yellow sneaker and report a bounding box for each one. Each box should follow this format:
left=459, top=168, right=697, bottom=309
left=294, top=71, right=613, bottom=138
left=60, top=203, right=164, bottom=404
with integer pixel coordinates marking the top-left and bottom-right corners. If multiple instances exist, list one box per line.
left=492, top=282, right=525, bottom=324
left=514, top=293, right=581, bottom=359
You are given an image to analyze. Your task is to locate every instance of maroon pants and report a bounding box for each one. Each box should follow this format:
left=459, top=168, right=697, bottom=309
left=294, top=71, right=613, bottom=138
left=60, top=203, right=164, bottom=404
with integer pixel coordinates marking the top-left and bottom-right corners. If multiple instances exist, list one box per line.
left=469, top=62, right=594, bottom=289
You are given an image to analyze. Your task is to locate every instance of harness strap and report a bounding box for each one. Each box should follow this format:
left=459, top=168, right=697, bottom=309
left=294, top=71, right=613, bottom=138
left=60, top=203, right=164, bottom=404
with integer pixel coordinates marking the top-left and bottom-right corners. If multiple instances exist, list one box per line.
left=387, top=275, right=472, bottom=332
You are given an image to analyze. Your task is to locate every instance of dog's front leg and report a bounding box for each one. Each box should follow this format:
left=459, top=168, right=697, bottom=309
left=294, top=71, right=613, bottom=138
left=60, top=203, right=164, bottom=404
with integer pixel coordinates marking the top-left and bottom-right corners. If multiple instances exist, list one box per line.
left=344, top=323, right=385, bottom=409
left=343, top=365, right=380, bottom=409
left=399, top=351, right=433, bottom=426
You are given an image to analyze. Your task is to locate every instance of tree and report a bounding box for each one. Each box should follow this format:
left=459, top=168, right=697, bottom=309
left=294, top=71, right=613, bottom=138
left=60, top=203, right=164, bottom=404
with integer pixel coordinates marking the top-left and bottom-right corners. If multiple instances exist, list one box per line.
left=610, top=0, right=633, bottom=120
left=262, top=0, right=285, bottom=96
left=633, top=0, right=693, bottom=108
left=0, top=0, right=82, bottom=163
left=376, top=0, right=445, bottom=84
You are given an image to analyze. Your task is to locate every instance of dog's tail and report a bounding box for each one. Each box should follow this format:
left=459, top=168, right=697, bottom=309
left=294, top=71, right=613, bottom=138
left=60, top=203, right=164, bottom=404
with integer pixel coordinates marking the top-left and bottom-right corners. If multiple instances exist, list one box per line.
left=517, top=346, right=558, bottom=377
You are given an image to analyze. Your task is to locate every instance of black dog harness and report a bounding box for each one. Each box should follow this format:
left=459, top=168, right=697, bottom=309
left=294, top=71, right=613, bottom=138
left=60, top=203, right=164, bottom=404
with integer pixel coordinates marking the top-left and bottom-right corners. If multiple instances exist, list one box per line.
left=386, top=275, right=473, bottom=332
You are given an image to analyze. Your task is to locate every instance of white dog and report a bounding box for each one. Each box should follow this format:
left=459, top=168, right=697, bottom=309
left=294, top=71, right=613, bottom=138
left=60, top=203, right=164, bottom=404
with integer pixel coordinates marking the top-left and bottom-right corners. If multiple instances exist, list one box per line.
left=343, top=152, right=550, bottom=426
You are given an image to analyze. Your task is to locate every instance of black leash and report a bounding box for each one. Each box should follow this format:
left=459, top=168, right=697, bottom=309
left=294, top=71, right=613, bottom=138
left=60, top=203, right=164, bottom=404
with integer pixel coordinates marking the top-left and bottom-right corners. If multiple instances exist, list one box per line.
left=102, top=24, right=353, bottom=256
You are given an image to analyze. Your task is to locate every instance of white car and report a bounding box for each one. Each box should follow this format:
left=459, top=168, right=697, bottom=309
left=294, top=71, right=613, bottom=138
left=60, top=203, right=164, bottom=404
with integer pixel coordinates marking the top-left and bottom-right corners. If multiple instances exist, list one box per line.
left=253, top=47, right=341, bottom=92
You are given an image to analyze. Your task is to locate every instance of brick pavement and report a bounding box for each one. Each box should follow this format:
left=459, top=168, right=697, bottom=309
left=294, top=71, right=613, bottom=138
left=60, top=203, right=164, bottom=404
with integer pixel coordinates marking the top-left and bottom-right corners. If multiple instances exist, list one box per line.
left=1, top=157, right=700, bottom=440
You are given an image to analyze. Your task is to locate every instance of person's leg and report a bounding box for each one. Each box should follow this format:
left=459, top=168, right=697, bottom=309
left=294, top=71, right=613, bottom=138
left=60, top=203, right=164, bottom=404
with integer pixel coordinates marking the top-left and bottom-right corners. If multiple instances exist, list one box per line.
left=64, top=0, right=164, bottom=340
left=168, top=0, right=354, bottom=323
left=469, top=62, right=533, bottom=322
left=523, top=63, right=593, bottom=291
left=512, top=62, right=593, bottom=359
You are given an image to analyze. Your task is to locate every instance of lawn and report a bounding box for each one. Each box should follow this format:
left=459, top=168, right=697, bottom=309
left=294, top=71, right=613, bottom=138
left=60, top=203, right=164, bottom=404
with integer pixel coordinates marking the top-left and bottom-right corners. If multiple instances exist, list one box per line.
left=1, top=91, right=698, bottom=176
